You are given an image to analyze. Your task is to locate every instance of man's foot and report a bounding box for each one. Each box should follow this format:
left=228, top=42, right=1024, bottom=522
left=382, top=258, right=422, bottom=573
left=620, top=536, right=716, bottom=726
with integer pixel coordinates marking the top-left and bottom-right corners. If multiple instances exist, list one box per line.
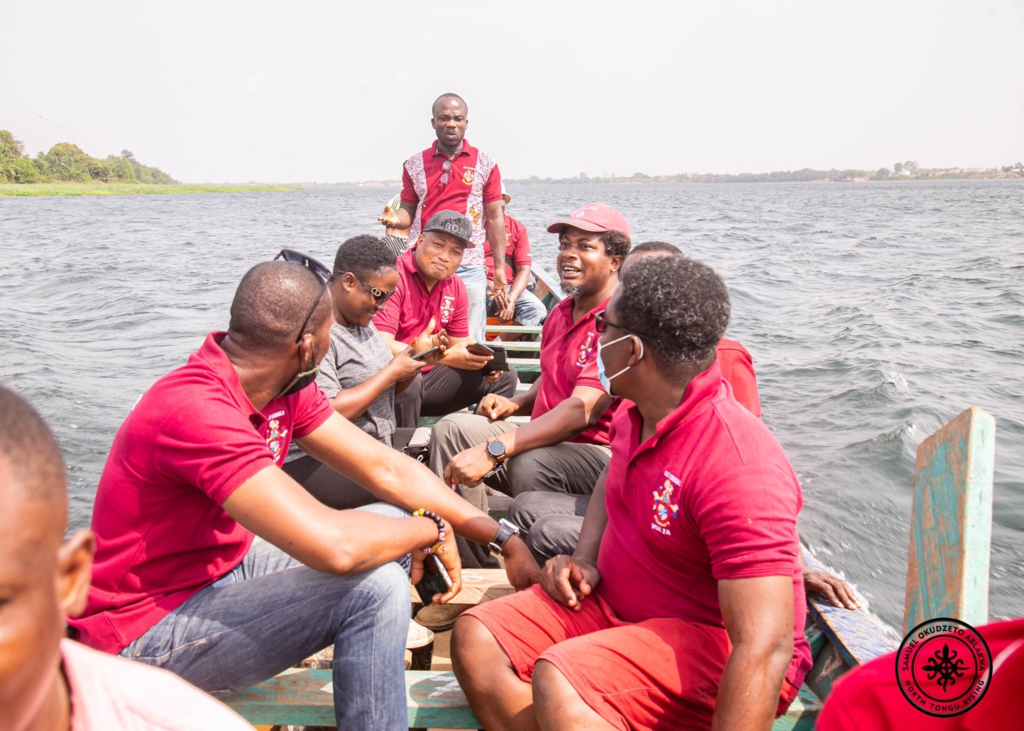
left=414, top=603, right=470, bottom=632
left=407, top=618, right=435, bottom=649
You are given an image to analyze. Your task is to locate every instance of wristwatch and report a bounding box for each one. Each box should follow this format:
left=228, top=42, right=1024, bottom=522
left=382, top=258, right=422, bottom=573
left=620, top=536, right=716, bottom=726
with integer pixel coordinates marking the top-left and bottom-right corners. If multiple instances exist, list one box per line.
left=486, top=438, right=508, bottom=464
left=488, top=518, right=521, bottom=556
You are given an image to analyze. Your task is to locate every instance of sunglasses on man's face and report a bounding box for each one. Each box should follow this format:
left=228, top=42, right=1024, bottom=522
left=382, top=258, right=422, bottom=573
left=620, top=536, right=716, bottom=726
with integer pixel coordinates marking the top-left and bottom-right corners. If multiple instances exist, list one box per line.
left=274, top=249, right=331, bottom=343
left=352, top=274, right=397, bottom=306
left=594, top=310, right=648, bottom=340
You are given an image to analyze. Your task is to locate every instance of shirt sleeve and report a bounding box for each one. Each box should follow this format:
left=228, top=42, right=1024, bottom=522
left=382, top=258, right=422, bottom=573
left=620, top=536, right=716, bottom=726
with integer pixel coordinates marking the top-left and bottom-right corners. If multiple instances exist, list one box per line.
left=400, top=163, right=419, bottom=206
left=689, top=463, right=801, bottom=581
left=717, top=345, right=762, bottom=418
left=482, top=163, right=502, bottom=204
left=290, top=382, right=334, bottom=439
left=447, top=278, right=470, bottom=338
left=315, top=335, right=342, bottom=400
left=512, top=219, right=532, bottom=267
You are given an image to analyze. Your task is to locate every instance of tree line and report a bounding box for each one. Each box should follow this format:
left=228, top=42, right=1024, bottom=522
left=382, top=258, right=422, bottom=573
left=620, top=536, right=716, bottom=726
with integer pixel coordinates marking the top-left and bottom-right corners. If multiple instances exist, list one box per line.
left=0, top=130, right=177, bottom=184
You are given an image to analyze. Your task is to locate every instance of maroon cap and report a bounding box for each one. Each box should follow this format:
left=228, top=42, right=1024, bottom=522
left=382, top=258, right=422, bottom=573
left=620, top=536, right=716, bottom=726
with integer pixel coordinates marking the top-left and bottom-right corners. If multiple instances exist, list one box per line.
left=546, top=203, right=631, bottom=239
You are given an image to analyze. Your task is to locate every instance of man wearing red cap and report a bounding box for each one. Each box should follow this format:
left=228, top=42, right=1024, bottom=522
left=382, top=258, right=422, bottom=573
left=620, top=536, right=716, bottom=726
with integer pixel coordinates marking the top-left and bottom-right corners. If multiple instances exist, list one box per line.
left=426, top=203, right=630, bottom=575
left=378, top=93, right=508, bottom=344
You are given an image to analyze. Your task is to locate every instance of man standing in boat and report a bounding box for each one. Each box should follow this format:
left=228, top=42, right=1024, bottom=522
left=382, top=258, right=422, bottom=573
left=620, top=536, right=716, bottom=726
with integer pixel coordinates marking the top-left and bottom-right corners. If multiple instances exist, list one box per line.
left=451, top=254, right=812, bottom=731
left=378, top=93, right=509, bottom=344
left=68, top=254, right=540, bottom=730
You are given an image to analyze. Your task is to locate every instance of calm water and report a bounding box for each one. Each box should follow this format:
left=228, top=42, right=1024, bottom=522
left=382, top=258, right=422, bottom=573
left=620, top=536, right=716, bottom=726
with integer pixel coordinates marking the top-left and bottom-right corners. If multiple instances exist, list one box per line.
left=2, top=181, right=1022, bottom=630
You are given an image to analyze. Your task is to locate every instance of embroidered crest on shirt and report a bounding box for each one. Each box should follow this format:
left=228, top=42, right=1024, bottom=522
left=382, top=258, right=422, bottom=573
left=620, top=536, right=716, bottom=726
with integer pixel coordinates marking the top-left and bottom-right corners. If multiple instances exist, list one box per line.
left=575, top=331, right=596, bottom=368
left=265, top=419, right=288, bottom=463
left=468, top=202, right=483, bottom=228
left=462, top=167, right=476, bottom=186
left=651, top=472, right=680, bottom=534
left=440, top=295, right=456, bottom=327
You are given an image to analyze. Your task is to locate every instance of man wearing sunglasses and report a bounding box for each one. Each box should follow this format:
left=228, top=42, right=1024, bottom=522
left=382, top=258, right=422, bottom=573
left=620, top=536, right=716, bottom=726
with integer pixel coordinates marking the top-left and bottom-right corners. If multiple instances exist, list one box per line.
left=377, top=93, right=509, bottom=344
left=70, top=251, right=540, bottom=730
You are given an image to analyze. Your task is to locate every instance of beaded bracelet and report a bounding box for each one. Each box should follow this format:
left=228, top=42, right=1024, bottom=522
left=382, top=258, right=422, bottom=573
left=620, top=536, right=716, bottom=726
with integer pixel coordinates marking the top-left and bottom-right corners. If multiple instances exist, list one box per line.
left=413, top=508, right=446, bottom=553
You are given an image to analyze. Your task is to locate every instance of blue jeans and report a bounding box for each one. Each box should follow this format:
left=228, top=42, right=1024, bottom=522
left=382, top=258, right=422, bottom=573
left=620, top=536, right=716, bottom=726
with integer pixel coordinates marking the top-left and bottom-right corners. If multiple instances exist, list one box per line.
left=120, top=503, right=410, bottom=730
left=456, top=264, right=486, bottom=343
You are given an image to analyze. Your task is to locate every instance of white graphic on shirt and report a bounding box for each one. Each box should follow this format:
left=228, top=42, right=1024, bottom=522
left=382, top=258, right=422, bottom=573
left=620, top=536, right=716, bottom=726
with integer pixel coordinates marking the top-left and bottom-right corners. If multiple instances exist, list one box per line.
left=265, top=418, right=289, bottom=463
left=439, top=295, right=456, bottom=327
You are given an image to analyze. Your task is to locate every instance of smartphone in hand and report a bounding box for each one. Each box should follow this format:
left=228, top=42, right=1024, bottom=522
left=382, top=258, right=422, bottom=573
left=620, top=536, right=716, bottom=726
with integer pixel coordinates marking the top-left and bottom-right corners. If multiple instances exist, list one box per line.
left=414, top=553, right=453, bottom=605
left=466, top=342, right=495, bottom=358
left=411, top=345, right=442, bottom=361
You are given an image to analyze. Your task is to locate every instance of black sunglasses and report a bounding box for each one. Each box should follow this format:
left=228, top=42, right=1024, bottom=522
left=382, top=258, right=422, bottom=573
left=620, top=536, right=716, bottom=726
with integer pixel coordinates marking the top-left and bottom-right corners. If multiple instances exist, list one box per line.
left=275, top=249, right=331, bottom=343
left=594, top=310, right=649, bottom=340
left=439, top=158, right=453, bottom=186
left=352, top=273, right=397, bottom=306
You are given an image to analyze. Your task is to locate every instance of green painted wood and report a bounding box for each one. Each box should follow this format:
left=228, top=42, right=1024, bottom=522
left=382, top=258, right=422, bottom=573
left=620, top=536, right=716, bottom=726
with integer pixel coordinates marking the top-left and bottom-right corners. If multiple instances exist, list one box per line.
left=485, top=325, right=543, bottom=335
left=220, top=669, right=483, bottom=728
left=770, top=685, right=821, bottom=730
left=495, top=341, right=542, bottom=351
left=508, top=359, right=541, bottom=370
left=804, top=642, right=850, bottom=701
left=903, top=406, right=995, bottom=634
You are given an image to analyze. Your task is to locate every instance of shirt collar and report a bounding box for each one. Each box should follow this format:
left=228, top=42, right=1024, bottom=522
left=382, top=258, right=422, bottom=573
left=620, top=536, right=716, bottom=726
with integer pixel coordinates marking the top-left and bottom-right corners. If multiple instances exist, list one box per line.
left=430, top=139, right=473, bottom=158
left=194, top=332, right=266, bottom=427
left=555, top=295, right=610, bottom=331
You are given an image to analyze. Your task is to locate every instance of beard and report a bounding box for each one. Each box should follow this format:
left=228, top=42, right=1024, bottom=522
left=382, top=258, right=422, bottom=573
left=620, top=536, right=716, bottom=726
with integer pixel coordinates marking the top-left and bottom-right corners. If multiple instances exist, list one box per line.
left=561, top=282, right=586, bottom=298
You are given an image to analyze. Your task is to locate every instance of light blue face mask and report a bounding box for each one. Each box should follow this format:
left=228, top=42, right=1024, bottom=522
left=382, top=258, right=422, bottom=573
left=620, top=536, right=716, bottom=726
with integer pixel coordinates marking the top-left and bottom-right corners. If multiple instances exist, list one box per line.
left=596, top=333, right=643, bottom=395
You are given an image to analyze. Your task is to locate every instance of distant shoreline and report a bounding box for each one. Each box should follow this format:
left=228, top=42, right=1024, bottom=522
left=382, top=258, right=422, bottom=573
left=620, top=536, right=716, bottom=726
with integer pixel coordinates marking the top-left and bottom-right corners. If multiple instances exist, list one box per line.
left=0, top=183, right=302, bottom=198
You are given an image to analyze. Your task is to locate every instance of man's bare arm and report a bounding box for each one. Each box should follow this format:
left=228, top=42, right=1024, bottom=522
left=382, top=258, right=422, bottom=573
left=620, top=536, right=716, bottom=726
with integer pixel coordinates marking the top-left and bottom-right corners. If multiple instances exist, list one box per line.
left=484, top=200, right=508, bottom=291
left=495, top=385, right=612, bottom=458
left=572, top=466, right=609, bottom=565
left=712, top=576, right=794, bottom=731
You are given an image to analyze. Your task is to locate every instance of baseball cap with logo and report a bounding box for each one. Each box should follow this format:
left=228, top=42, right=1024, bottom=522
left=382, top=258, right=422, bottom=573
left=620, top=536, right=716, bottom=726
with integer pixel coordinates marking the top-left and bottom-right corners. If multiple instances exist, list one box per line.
left=546, top=203, right=631, bottom=239
left=423, top=210, right=475, bottom=248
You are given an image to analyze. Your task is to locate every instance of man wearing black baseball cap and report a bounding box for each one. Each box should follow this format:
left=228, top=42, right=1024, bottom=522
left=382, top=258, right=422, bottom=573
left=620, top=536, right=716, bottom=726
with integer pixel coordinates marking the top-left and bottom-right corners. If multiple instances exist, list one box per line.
left=375, top=210, right=518, bottom=426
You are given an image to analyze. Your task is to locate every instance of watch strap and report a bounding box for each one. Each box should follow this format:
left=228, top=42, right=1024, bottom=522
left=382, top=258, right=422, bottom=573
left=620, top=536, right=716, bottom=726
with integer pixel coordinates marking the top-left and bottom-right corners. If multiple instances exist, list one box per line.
left=488, top=518, right=520, bottom=556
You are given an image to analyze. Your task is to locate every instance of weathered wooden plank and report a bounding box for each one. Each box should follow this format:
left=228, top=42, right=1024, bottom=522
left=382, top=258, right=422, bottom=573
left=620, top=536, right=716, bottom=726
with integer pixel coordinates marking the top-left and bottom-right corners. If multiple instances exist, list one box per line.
left=903, top=406, right=995, bottom=634
left=410, top=568, right=512, bottom=607
left=495, top=341, right=542, bottom=351
left=803, top=642, right=850, bottom=701
left=803, top=550, right=897, bottom=671
left=485, top=325, right=544, bottom=335
left=770, top=685, right=821, bottom=730
left=220, top=669, right=483, bottom=728
left=531, top=262, right=566, bottom=303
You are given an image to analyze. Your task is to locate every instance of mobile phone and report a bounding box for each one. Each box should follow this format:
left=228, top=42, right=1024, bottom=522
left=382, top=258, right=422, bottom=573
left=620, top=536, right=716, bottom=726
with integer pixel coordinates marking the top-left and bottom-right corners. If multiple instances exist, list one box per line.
left=414, top=553, right=453, bottom=605
left=481, top=344, right=509, bottom=373
left=466, top=342, right=495, bottom=357
left=411, top=345, right=442, bottom=361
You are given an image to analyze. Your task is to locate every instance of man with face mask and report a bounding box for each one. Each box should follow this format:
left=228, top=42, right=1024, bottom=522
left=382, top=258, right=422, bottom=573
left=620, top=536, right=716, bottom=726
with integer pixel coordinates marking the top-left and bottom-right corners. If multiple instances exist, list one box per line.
left=69, top=252, right=540, bottom=730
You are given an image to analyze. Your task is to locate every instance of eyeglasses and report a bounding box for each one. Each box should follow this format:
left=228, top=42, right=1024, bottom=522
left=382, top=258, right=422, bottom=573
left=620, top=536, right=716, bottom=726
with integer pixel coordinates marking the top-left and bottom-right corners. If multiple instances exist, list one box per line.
left=440, top=158, right=453, bottom=186
left=352, top=274, right=397, bottom=306
left=274, top=249, right=331, bottom=343
left=594, top=310, right=649, bottom=340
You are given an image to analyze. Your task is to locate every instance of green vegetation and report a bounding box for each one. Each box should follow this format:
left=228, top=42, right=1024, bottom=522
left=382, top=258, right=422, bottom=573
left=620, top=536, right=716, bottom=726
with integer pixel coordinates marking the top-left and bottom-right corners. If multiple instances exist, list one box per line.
left=0, top=183, right=301, bottom=197
left=1, top=130, right=180, bottom=185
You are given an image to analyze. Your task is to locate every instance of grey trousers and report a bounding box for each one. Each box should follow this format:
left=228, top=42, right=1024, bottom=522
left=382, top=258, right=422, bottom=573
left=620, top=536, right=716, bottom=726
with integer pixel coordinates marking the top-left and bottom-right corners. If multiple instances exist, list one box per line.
left=428, top=412, right=610, bottom=568
left=508, top=492, right=590, bottom=565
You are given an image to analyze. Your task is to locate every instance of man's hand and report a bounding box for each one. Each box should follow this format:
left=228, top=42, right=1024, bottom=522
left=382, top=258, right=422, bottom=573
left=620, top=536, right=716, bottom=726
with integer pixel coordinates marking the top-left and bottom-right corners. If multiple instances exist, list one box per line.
left=540, top=555, right=601, bottom=611
left=410, top=517, right=462, bottom=605
left=444, top=443, right=497, bottom=488
left=502, top=537, right=542, bottom=591
left=492, top=268, right=509, bottom=293
left=495, top=295, right=516, bottom=322
left=411, top=318, right=450, bottom=365
left=439, top=342, right=492, bottom=371
left=476, top=394, right=518, bottom=421
left=803, top=569, right=860, bottom=610
left=377, top=205, right=400, bottom=227
left=386, top=345, right=428, bottom=382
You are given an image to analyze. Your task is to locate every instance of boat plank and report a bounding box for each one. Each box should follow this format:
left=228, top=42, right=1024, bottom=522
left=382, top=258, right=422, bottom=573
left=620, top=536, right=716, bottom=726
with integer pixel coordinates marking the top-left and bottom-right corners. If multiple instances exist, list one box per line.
left=903, top=406, right=995, bottom=633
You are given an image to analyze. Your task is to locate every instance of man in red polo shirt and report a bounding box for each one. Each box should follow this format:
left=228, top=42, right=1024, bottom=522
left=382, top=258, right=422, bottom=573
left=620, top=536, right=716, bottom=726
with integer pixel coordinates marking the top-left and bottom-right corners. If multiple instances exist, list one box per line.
left=426, top=203, right=630, bottom=575
left=451, top=254, right=812, bottom=731
left=376, top=210, right=517, bottom=427
left=485, top=184, right=547, bottom=327
left=378, top=93, right=508, bottom=344
left=69, top=254, right=539, bottom=730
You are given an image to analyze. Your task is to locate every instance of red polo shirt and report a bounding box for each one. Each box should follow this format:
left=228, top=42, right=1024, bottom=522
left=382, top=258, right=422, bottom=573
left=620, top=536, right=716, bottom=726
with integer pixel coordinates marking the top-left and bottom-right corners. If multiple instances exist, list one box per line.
left=596, top=359, right=812, bottom=693
left=717, top=337, right=761, bottom=418
left=69, top=332, right=333, bottom=654
left=533, top=297, right=616, bottom=446
left=484, top=215, right=531, bottom=282
left=374, top=248, right=470, bottom=342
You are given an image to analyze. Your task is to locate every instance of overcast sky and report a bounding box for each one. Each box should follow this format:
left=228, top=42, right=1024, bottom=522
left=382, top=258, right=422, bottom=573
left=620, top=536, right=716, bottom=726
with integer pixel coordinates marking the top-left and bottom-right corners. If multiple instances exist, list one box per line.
left=3, top=0, right=1022, bottom=183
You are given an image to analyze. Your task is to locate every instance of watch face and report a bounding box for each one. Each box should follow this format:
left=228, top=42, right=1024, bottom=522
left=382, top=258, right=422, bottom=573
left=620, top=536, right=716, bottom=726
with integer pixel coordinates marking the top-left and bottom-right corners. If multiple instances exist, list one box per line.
left=488, top=440, right=505, bottom=458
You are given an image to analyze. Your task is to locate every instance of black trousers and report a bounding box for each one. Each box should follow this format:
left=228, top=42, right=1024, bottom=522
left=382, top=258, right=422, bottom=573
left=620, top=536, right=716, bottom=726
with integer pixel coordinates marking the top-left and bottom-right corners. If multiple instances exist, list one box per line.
left=393, top=365, right=518, bottom=429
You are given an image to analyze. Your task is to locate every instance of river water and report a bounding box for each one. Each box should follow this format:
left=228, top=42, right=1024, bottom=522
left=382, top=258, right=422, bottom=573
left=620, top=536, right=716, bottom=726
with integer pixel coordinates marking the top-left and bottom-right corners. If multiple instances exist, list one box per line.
left=1, top=181, right=1022, bottom=631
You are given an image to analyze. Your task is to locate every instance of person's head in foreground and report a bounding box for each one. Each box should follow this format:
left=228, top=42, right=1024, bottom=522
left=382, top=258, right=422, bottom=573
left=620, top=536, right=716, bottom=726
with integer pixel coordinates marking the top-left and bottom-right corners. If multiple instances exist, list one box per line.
left=598, top=254, right=730, bottom=398
left=0, top=385, right=95, bottom=730
left=413, top=210, right=474, bottom=285
left=620, top=240, right=680, bottom=275
left=329, top=236, right=398, bottom=328
left=546, top=203, right=631, bottom=299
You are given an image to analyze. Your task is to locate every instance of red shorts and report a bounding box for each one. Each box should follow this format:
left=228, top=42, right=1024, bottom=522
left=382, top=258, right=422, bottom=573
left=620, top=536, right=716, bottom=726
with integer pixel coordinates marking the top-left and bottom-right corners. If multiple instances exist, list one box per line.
left=464, top=585, right=797, bottom=731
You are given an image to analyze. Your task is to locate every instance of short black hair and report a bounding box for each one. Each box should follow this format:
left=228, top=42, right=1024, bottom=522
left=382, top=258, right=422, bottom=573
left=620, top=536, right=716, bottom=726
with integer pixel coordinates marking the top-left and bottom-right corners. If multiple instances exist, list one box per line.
left=333, top=235, right=397, bottom=279
left=628, top=241, right=679, bottom=258
left=432, top=93, right=468, bottom=116
left=228, top=260, right=332, bottom=353
left=600, top=230, right=631, bottom=258
left=0, top=385, right=66, bottom=511
left=617, top=255, right=730, bottom=372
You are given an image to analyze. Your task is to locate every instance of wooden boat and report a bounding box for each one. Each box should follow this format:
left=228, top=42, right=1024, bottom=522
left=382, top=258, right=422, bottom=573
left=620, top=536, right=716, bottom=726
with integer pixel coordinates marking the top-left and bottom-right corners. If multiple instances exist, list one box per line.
left=222, top=264, right=997, bottom=729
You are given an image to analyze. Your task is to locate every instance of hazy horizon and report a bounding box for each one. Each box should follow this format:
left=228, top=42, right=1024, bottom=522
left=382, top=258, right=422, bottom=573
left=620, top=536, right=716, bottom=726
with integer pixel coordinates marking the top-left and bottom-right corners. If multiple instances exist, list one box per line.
left=3, top=0, right=1022, bottom=184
